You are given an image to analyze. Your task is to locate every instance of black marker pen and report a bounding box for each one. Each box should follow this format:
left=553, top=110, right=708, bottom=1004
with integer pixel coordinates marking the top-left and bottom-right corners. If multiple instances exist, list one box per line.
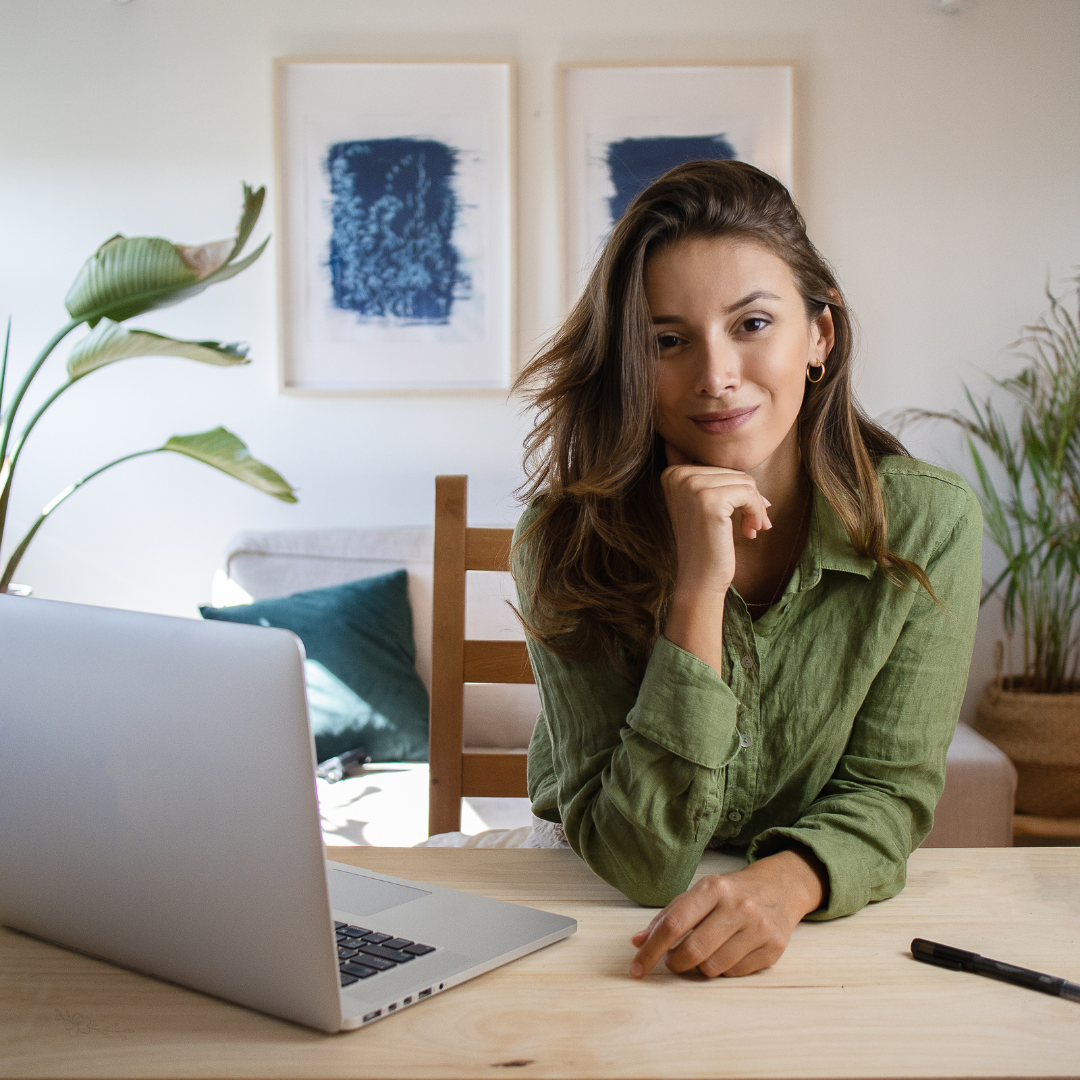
left=911, top=938, right=1080, bottom=1002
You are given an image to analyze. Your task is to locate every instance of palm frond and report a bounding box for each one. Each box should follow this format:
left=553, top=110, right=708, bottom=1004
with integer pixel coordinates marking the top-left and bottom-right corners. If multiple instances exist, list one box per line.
left=927, top=277, right=1080, bottom=689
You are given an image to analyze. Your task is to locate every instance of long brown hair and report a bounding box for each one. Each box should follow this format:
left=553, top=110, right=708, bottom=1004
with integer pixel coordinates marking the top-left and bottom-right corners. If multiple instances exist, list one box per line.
left=514, top=160, right=930, bottom=681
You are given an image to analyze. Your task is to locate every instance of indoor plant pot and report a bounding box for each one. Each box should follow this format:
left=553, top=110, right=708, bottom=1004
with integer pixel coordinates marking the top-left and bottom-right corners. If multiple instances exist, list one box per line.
left=974, top=678, right=1080, bottom=816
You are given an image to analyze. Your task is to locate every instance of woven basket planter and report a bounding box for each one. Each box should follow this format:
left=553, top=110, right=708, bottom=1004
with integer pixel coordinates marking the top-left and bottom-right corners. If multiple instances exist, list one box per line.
left=973, top=680, right=1080, bottom=816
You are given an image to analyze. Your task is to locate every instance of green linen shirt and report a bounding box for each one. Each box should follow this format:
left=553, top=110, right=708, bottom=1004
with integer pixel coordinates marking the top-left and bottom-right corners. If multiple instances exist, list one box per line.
left=513, top=456, right=983, bottom=919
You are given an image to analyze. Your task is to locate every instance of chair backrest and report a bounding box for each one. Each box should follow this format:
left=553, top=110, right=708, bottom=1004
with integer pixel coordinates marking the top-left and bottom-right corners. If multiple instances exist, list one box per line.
left=429, top=475, right=533, bottom=836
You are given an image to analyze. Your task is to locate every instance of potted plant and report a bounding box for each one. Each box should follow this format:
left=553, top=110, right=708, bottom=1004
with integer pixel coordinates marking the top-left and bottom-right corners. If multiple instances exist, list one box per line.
left=0, top=184, right=296, bottom=594
left=906, top=277, right=1080, bottom=817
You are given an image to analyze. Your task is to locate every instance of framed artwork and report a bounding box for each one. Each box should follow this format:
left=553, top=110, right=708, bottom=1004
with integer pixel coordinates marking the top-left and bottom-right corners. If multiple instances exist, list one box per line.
left=274, top=58, right=514, bottom=394
left=561, top=62, right=794, bottom=309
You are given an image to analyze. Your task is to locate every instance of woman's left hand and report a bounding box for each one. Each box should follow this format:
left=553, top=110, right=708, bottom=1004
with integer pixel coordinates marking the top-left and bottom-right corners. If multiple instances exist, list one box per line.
left=628, top=848, right=827, bottom=978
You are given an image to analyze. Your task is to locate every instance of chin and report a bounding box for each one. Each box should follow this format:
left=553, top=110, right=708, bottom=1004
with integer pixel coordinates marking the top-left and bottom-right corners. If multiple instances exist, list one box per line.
left=710, top=455, right=763, bottom=472
left=692, top=442, right=767, bottom=473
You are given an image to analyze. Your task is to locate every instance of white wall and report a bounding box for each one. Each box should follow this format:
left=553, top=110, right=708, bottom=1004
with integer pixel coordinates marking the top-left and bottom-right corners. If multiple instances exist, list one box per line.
left=1, top=0, right=1078, bottom=722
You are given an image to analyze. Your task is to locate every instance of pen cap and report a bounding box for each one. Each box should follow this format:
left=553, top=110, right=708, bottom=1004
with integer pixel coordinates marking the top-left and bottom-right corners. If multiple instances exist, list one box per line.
left=911, top=938, right=969, bottom=970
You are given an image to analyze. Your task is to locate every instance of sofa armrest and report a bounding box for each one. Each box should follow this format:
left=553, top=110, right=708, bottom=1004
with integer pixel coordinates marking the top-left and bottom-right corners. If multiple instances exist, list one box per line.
left=922, top=722, right=1017, bottom=847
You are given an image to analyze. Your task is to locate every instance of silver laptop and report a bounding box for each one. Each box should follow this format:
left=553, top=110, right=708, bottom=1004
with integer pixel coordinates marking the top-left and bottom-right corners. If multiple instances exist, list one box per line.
left=0, top=595, right=576, bottom=1032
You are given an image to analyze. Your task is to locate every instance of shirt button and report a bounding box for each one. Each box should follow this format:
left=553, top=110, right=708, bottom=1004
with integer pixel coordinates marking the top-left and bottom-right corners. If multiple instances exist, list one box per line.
left=741, top=654, right=755, bottom=670
left=739, top=732, right=752, bottom=748
left=727, top=810, right=743, bottom=822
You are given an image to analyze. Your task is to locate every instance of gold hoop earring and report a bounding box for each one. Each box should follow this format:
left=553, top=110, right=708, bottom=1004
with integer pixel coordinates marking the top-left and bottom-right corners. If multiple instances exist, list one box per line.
left=806, top=362, right=826, bottom=384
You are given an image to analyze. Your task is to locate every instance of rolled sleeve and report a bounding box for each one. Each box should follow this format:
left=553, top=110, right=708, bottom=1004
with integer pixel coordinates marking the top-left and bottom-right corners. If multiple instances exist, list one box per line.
left=627, top=636, right=742, bottom=769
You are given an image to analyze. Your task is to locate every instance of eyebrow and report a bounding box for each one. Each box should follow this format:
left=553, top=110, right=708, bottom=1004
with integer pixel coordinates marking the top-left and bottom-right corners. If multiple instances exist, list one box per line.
left=650, top=289, right=784, bottom=324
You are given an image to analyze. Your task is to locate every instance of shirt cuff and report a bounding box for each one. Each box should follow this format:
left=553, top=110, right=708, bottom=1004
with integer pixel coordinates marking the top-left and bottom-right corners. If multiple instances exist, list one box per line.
left=746, top=822, right=905, bottom=921
left=625, top=636, right=742, bottom=770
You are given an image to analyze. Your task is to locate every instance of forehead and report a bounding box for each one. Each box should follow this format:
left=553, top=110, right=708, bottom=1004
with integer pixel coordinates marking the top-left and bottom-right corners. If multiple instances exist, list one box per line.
left=644, top=236, right=799, bottom=303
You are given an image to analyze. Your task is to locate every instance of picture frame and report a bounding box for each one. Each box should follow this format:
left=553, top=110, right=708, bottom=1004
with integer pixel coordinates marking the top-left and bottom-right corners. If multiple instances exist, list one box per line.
left=560, top=62, right=795, bottom=310
left=274, top=58, right=515, bottom=395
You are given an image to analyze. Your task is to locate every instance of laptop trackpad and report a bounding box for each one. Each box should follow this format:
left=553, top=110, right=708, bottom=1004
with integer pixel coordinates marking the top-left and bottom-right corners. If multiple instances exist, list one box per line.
left=328, top=868, right=431, bottom=918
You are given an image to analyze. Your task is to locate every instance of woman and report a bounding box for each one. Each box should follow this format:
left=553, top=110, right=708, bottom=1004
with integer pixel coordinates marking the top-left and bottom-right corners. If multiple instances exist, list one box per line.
left=511, top=160, right=982, bottom=980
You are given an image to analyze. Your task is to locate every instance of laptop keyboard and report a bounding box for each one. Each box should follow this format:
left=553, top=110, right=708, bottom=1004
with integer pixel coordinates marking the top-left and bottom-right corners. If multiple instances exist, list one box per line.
left=335, top=921, right=436, bottom=987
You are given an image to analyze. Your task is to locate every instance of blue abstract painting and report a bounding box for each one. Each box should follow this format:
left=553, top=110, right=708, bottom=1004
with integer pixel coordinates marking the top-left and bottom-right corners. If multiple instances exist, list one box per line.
left=604, top=134, right=737, bottom=223
left=324, top=138, right=471, bottom=324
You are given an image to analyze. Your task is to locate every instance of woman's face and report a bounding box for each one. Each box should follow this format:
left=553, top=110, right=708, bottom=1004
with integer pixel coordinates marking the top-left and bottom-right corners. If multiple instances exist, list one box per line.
left=645, top=236, right=834, bottom=476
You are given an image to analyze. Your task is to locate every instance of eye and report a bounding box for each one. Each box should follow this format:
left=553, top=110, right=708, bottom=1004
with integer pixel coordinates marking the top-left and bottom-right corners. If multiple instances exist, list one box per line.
left=740, top=317, right=770, bottom=333
left=656, top=332, right=685, bottom=350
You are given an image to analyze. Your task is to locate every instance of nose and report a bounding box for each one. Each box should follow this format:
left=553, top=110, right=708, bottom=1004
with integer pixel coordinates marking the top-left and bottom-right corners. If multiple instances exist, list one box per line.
left=695, top=332, right=740, bottom=398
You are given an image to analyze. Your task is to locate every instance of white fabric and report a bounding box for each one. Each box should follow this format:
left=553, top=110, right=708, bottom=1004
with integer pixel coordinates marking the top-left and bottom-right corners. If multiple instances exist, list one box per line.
left=418, top=814, right=573, bottom=849
left=227, top=526, right=436, bottom=565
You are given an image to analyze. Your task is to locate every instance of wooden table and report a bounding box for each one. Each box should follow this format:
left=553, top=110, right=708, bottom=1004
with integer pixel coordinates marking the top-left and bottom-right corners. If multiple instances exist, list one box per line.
left=2, top=847, right=1079, bottom=1079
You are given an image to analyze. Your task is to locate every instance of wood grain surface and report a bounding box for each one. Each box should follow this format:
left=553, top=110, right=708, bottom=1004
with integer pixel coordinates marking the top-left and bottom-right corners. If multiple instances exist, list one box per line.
left=462, top=640, right=534, bottom=684
left=428, top=475, right=468, bottom=835
left=463, top=529, right=513, bottom=573
left=2, top=847, right=1078, bottom=1079
left=428, top=477, right=532, bottom=831
left=461, top=748, right=529, bottom=797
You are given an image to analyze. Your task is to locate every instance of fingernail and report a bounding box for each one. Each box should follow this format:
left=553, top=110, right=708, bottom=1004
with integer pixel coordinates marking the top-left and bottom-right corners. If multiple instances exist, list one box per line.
left=748, top=529, right=757, bottom=538
left=763, top=498, right=772, bottom=507
left=630, top=962, right=643, bottom=978
left=765, top=516, right=773, bottom=529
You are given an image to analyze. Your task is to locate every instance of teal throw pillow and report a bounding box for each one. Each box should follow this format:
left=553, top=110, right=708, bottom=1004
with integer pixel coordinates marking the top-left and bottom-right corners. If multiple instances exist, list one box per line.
left=200, top=570, right=429, bottom=763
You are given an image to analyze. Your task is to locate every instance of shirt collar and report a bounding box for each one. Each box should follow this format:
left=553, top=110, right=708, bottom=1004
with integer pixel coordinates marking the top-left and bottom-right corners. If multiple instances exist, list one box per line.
left=796, top=486, right=877, bottom=590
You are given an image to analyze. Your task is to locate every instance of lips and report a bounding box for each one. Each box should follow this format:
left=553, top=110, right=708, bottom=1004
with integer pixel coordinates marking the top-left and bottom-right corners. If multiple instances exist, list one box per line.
left=689, top=406, right=758, bottom=435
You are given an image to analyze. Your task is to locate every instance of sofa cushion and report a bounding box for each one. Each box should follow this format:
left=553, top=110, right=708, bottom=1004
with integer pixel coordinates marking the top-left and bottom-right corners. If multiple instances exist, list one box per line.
left=200, top=570, right=429, bottom=763
left=222, top=526, right=542, bottom=750
left=224, top=527, right=435, bottom=692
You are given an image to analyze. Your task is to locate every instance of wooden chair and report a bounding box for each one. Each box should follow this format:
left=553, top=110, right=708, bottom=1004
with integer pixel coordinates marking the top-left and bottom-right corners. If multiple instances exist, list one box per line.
left=428, top=475, right=533, bottom=836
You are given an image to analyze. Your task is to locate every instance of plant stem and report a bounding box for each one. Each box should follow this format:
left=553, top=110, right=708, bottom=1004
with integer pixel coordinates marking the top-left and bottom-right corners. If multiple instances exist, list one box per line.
left=7, top=379, right=77, bottom=469
left=0, top=317, right=10, bottom=421
left=0, top=319, right=11, bottom=557
left=0, top=317, right=81, bottom=463
left=0, top=317, right=82, bottom=558
left=0, top=448, right=159, bottom=593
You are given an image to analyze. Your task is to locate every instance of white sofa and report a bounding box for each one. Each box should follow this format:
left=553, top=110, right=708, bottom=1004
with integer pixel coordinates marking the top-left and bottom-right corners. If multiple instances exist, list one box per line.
left=220, top=525, right=1017, bottom=848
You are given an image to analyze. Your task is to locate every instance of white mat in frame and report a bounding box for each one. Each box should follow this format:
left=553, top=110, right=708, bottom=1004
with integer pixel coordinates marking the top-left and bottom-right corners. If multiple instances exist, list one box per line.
left=561, top=62, right=794, bottom=310
left=275, top=58, right=514, bottom=393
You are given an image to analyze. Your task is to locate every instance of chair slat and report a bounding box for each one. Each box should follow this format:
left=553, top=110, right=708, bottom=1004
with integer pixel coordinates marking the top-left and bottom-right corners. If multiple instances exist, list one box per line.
left=429, top=475, right=469, bottom=837
left=430, top=479, right=532, bottom=836
left=463, top=639, right=534, bottom=684
left=462, top=749, right=528, bottom=798
left=465, top=528, right=513, bottom=572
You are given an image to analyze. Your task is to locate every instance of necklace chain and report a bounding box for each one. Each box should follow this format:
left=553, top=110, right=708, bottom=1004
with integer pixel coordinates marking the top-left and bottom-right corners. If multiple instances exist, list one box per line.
left=743, top=484, right=813, bottom=610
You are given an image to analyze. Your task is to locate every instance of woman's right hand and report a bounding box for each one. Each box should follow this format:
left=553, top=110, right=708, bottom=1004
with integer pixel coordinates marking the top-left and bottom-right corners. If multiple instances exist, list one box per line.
left=661, top=441, right=772, bottom=600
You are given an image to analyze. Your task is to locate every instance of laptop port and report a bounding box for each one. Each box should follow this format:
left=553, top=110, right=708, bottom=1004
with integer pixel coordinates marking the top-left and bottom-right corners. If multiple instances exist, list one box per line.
left=403, top=997, right=412, bottom=1005
left=363, top=1010, right=381, bottom=1022
left=419, top=988, right=431, bottom=998
left=388, top=1003, right=397, bottom=1012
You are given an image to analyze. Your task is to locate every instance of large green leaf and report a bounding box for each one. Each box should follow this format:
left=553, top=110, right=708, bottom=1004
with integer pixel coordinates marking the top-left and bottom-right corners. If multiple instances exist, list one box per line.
left=64, top=184, right=268, bottom=328
left=163, top=427, right=297, bottom=503
left=66, top=320, right=249, bottom=379
left=65, top=236, right=197, bottom=327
